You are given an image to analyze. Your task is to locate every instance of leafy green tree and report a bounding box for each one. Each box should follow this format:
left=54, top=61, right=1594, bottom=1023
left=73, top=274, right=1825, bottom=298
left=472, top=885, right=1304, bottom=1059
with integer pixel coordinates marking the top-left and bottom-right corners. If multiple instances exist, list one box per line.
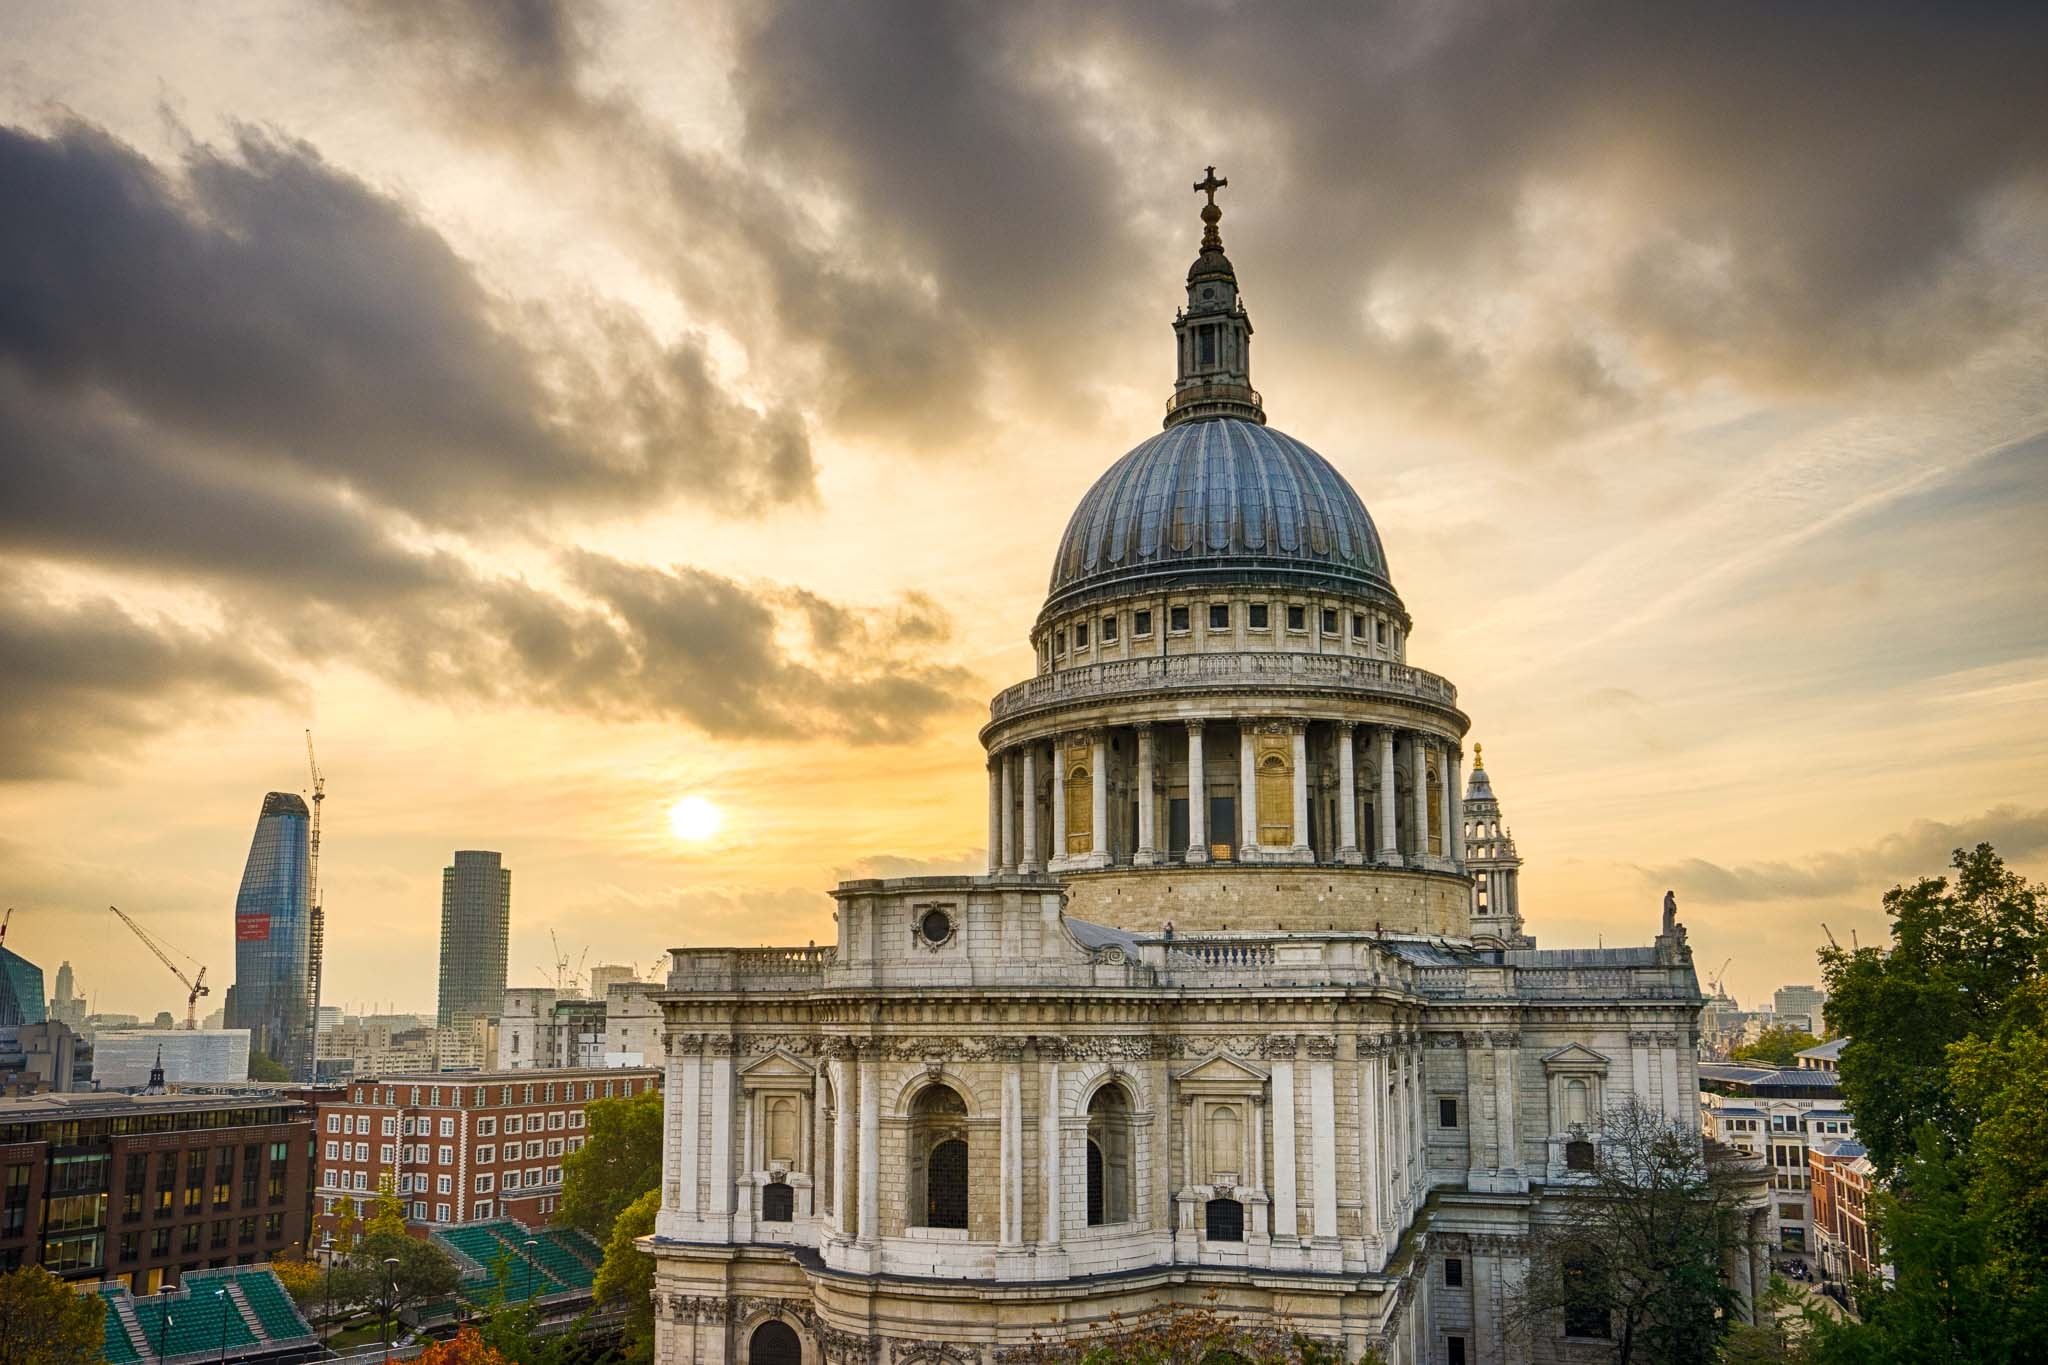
left=559, top=1088, right=662, bottom=1240
left=594, top=1187, right=660, bottom=1364
left=1507, top=1097, right=1752, bottom=1365
left=0, top=1265, right=103, bottom=1365
left=1730, top=1026, right=1823, bottom=1068
left=332, top=1194, right=361, bottom=1259
left=248, top=1052, right=291, bottom=1081
left=328, top=1227, right=460, bottom=1328
left=364, top=1172, right=409, bottom=1240
left=1819, top=843, right=2045, bottom=1175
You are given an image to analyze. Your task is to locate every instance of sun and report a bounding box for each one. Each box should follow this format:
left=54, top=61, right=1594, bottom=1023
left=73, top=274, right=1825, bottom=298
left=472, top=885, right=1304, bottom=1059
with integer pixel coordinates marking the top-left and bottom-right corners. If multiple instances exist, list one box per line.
left=667, top=794, right=724, bottom=842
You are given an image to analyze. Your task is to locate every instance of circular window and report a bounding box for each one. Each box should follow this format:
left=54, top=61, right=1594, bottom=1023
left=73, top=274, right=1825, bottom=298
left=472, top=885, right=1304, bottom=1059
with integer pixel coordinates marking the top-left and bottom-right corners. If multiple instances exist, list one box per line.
left=1201, top=287, right=1215, bottom=300
left=919, top=908, right=953, bottom=946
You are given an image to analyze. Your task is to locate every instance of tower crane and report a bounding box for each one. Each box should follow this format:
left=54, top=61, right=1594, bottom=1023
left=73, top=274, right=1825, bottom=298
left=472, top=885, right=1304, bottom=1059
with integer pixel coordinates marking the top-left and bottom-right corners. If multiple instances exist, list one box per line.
left=305, top=731, right=326, bottom=1058
left=1708, top=957, right=1733, bottom=999
left=109, top=905, right=209, bottom=1029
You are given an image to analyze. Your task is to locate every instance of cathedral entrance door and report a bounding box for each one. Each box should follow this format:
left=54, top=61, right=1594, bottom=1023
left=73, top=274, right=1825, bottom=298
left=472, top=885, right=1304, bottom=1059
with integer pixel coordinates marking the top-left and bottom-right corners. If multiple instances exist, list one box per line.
left=748, top=1319, right=802, bottom=1365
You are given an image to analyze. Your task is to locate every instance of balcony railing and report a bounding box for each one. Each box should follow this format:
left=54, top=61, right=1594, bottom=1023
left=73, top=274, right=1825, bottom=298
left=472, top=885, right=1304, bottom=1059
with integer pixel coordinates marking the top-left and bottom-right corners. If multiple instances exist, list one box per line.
left=988, top=650, right=1459, bottom=723
left=1164, top=381, right=1263, bottom=420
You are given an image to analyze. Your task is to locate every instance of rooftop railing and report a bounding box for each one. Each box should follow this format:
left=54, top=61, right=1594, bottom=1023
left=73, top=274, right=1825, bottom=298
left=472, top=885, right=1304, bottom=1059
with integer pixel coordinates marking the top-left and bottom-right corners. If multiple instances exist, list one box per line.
left=988, top=650, right=1459, bottom=723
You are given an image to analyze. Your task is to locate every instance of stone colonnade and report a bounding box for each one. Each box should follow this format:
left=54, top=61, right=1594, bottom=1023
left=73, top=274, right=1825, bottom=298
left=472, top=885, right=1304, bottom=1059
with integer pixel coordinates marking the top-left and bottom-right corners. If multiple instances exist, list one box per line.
left=986, top=719, right=1464, bottom=875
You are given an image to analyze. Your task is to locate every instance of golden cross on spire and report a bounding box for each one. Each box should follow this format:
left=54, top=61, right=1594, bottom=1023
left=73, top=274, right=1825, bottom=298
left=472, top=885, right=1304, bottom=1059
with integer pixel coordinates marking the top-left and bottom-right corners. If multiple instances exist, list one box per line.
left=1193, top=165, right=1228, bottom=206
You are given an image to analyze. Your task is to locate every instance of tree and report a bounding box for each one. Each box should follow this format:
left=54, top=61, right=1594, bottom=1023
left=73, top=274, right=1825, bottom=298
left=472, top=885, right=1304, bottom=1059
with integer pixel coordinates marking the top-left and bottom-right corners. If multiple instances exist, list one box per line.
left=327, top=1224, right=460, bottom=1327
left=269, top=1250, right=324, bottom=1308
left=1730, top=1026, right=1822, bottom=1068
left=1507, top=1097, right=1753, bottom=1365
left=559, top=1087, right=662, bottom=1241
left=248, top=1052, right=290, bottom=1081
left=415, top=1327, right=517, bottom=1365
left=1819, top=844, right=2045, bottom=1175
left=332, top=1194, right=361, bottom=1259
left=0, top=1265, right=103, bottom=1365
left=365, top=1171, right=409, bottom=1239
left=594, top=1187, right=660, bottom=1364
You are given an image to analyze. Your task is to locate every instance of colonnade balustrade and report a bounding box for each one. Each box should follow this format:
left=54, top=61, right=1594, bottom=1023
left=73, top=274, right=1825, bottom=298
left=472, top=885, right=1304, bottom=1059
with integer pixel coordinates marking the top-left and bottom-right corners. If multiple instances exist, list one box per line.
left=984, top=718, right=1465, bottom=876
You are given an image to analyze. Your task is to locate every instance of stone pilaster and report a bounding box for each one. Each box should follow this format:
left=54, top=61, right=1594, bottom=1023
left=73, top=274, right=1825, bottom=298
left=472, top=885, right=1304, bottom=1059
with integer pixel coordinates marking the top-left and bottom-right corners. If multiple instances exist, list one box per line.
left=1377, top=727, right=1400, bottom=866
left=1134, top=723, right=1158, bottom=866
left=1185, top=720, right=1209, bottom=862
left=1337, top=725, right=1362, bottom=863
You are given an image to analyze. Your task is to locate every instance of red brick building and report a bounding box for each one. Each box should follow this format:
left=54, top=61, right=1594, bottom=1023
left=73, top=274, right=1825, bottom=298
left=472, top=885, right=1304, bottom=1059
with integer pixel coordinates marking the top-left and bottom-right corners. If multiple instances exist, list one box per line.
left=312, top=1067, right=658, bottom=1249
left=1808, top=1137, right=1881, bottom=1284
left=0, top=1090, right=312, bottom=1293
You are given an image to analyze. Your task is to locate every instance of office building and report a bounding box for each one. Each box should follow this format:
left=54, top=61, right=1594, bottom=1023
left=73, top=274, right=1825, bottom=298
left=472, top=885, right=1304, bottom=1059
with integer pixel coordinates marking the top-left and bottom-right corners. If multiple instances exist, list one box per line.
left=0, top=1087, right=311, bottom=1290
left=496, top=983, right=662, bottom=1071
left=49, top=961, right=87, bottom=1028
left=1700, top=1061, right=1857, bottom=1253
left=1775, top=984, right=1826, bottom=1033
left=311, top=1066, right=658, bottom=1240
left=437, top=851, right=511, bottom=1031
left=586, top=964, right=640, bottom=998
left=0, top=943, right=45, bottom=1027
left=95, top=1030, right=253, bottom=1090
left=224, top=792, right=313, bottom=1080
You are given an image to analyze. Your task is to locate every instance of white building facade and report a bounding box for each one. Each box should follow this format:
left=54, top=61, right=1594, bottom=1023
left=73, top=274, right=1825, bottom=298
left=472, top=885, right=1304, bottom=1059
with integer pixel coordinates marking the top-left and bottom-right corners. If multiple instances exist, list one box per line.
left=92, top=1028, right=251, bottom=1090
left=646, top=183, right=1745, bottom=1365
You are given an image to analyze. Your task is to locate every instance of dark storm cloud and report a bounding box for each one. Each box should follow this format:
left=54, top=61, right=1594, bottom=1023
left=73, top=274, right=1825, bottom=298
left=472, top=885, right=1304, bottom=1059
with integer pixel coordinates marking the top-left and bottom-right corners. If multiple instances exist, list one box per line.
left=351, top=0, right=2048, bottom=442
left=0, top=119, right=812, bottom=522
left=0, top=574, right=295, bottom=779
left=1642, top=805, right=2048, bottom=904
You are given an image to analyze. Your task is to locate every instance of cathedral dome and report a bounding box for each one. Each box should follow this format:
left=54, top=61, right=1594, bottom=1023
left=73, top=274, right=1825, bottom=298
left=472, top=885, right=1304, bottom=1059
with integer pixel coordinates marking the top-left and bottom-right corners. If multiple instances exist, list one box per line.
left=1044, top=417, right=1396, bottom=614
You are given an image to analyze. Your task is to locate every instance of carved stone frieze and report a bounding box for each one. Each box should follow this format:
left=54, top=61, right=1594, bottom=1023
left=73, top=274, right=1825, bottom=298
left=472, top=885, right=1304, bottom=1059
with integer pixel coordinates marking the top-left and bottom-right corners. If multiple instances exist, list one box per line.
left=1303, top=1034, right=1339, bottom=1060
left=1486, top=1030, right=1521, bottom=1048
left=1262, top=1033, right=1299, bottom=1059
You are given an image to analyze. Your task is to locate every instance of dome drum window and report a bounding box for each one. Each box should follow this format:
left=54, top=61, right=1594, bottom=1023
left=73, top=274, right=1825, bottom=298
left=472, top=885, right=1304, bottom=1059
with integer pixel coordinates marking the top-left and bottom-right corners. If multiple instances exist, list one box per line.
left=914, top=906, right=956, bottom=949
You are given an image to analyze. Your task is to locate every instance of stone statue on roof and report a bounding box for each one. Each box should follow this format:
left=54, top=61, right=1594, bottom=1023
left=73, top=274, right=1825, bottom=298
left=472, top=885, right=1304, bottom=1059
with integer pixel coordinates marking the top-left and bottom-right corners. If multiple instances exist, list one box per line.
left=1663, top=889, right=1678, bottom=936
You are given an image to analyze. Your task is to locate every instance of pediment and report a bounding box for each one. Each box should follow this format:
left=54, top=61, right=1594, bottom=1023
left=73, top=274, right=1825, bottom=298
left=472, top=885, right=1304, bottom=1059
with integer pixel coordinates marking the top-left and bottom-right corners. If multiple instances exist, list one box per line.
left=738, top=1050, right=816, bottom=1083
left=1541, top=1043, right=1611, bottom=1072
left=1173, top=1053, right=1269, bottom=1088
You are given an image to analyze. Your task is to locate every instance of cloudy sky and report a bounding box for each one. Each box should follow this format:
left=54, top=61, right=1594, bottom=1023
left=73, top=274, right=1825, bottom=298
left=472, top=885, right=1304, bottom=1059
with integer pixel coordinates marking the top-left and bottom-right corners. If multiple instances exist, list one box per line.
left=3, top=1, right=2044, bottom=1021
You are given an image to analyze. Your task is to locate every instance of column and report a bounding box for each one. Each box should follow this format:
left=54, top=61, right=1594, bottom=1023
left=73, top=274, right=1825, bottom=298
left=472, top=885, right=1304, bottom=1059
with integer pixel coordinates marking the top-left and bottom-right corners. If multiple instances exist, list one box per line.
left=999, top=749, right=1017, bottom=874
left=1090, top=730, right=1110, bottom=862
left=1050, top=736, right=1067, bottom=867
left=857, top=1054, right=879, bottom=1245
left=677, top=1052, right=701, bottom=1217
left=1271, top=1058, right=1298, bottom=1243
left=1185, top=721, right=1209, bottom=862
left=1289, top=721, right=1311, bottom=856
left=708, top=1053, right=733, bottom=1222
left=1310, top=1057, right=1338, bottom=1245
left=1337, top=726, right=1361, bottom=864
left=1448, top=749, right=1465, bottom=865
left=1377, top=728, right=1400, bottom=866
left=1041, top=1057, right=1063, bottom=1245
left=1001, top=1060, right=1023, bottom=1247
left=1411, top=736, right=1430, bottom=865
left=829, top=1059, right=850, bottom=1232
left=1357, top=1049, right=1382, bottom=1256
left=1019, top=746, right=1039, bottom=874
left=1239, top=722, right=1259, bottom=854
left=1134, top=724, right=1158, bottom=866
left=1439, top=746, right=1455, bottom=870
left=986, top=762, right=1001, bottom=876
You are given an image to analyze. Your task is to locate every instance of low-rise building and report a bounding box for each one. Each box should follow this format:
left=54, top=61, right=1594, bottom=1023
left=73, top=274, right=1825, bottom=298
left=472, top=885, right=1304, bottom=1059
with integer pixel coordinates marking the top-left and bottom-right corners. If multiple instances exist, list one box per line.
left=1796, top=1037, right=1848, bottom=1073
left=0, top=1086, right=311, bottom=1292
left=496, top=984, right=663, bottom=1070
left=1809, top=1138, right=1883, bottom=1285
left=1700, top=1061, right=1855, bottom=1254
left=311, top=1066, right=659, bottom=1247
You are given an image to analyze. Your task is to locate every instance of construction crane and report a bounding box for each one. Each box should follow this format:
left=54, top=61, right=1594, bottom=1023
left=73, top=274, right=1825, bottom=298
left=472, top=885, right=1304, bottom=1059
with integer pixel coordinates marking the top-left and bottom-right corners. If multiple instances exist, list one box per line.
left=1707, top=957, right=1733, bottom=999
left=304, top=731, right=326, bottom=1061
left=109, top=905, right=210, bottom=1029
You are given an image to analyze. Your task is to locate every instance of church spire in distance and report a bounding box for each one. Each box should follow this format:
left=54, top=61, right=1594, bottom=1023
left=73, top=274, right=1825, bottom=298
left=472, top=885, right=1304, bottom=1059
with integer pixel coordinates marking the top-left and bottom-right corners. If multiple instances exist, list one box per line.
left=1165, top=165, right=1266, bottom=429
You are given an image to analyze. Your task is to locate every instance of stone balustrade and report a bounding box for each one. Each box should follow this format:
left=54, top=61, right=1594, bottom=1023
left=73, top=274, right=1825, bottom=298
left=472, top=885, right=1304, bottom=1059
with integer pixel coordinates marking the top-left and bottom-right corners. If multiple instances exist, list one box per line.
left=986, top=650, right=1459, bottom=724
left=667, top=946, right=833, bottom=991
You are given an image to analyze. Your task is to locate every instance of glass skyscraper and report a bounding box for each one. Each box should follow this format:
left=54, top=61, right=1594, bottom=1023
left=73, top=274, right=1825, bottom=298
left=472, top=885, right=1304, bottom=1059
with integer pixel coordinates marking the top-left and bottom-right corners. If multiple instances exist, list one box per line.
left=226, top=791, right=312, bottom=1078
left=437, top=850, right=511, bottom=1030
left=0, top=945, right=46, bottom=1027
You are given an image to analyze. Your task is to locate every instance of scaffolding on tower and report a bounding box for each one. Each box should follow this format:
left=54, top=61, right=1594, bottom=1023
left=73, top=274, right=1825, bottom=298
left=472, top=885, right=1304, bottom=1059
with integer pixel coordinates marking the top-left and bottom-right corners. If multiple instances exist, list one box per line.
left=303, top=730, right=326, bottom=1077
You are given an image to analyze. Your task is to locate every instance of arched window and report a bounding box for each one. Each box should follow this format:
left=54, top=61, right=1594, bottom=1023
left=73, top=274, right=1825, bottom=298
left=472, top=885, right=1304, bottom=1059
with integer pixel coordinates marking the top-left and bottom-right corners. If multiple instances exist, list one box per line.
left=1427, top=764, right=1443, bottom=854
left=1087, top=1083, right=1134, bottom=1226
left=1066, top=761, right=1092, bottom=855
left=748, top=1319, right=803, bottom=1365
left=1565, top=1079, right=1589, bottom=1128
left=1256, top=751, right=1290, bottom=845
left=909, top=1084, right=969, bottom=1230
left=760, top=1180, right=793, bottom=1223
left=1205, top=1197, right=1244, bottom=1242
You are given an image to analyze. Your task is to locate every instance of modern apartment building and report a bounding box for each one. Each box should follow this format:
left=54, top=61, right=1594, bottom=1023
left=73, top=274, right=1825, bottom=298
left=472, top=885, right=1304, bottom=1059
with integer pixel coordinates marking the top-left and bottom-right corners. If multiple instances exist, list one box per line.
left=0, top=1089, right=311, bottom=1292
left=311, top=1066, right=658, bottom=1246
left=1700, top=1061, right=1857, bottom=1254
left=436, top=851, right=511, bottom=1031
left=225, top=792, right=314, bottom=1079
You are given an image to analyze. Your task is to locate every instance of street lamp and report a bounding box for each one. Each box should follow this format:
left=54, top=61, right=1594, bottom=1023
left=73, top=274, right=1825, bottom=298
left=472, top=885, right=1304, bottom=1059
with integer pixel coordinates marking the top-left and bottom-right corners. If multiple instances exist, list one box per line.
left=381, top=1255, right=400, bottom=1365
left=156, top=1286, right=173, bottom=1362
left=523, top=1239, right=539, bottom=1304
left=215, top=1289, right=229, bottom=1365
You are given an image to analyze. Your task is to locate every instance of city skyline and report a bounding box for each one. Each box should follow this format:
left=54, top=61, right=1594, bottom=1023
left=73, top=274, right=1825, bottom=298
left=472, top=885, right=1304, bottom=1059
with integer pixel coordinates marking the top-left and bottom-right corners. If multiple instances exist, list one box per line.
left=2, top=3, right=2046, bottom=1019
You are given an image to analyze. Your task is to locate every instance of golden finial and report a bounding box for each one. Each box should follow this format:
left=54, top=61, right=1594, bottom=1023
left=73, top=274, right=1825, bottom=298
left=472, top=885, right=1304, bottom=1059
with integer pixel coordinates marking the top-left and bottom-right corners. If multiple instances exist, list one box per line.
left=1474, top=743, right=1484, bottom=766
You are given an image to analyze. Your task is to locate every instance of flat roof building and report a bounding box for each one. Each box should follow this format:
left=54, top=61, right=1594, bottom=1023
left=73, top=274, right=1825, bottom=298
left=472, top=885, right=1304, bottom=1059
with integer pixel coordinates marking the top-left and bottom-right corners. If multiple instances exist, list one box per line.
left=95, top=1030, right=254, bottom=1090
